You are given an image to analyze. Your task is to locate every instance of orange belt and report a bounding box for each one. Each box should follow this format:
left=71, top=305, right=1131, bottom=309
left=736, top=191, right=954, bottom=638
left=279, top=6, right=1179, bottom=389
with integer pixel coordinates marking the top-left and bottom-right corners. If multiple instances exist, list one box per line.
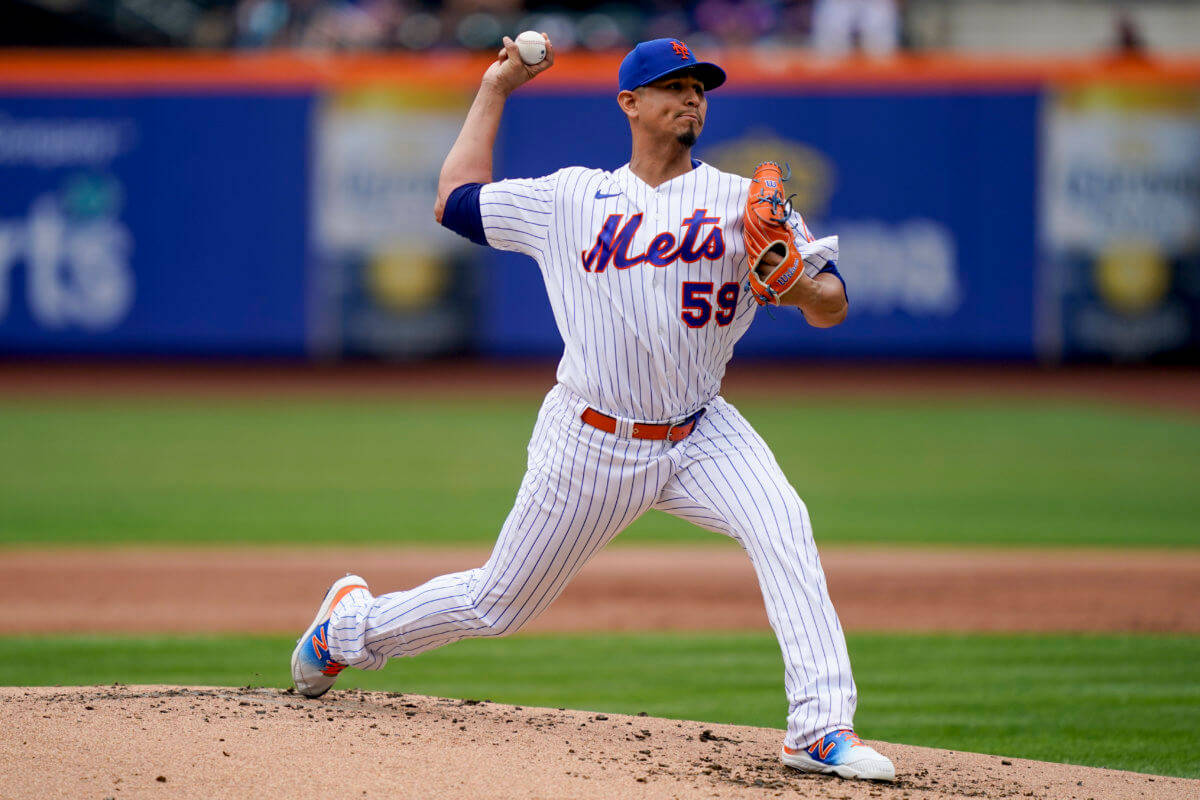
left=580, top=407, right=705, bottom=442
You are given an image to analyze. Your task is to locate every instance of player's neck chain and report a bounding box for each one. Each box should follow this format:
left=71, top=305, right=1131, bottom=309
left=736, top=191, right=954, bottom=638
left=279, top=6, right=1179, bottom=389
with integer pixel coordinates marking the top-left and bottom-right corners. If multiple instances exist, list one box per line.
left=581, top=208, right=726, bottom=273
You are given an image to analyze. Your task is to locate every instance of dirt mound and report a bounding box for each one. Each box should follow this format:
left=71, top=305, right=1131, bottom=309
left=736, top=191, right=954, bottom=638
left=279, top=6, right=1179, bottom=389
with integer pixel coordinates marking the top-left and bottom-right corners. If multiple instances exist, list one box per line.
left=3, top=685, right=1192, bottom=800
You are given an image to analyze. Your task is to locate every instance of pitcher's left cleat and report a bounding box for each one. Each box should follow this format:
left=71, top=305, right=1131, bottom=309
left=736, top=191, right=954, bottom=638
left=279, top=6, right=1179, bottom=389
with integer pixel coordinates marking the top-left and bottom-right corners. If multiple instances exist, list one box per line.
left=291, top=574, right=368, bottom=698
left=782, top=729, right=896, bottom=781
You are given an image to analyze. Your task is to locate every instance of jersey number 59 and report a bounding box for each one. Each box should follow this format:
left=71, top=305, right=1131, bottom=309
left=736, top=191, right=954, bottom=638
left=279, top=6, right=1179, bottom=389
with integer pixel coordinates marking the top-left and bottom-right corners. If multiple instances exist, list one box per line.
left=681, top=281, right=740, bottom=328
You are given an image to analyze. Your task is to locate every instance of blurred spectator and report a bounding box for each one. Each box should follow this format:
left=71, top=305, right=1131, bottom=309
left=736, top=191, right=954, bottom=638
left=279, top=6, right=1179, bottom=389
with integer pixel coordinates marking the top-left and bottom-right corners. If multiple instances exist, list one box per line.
left=811, top=0, right=899, bottom=58
left=1111, top=9, right=1149, bottom=60
left=236, top=0, right=289, bottom=47
left=395, top=9, right=443, bottom=49
left=513, top=11, right=577, bottom=51
left=236, top=0, right=403, bottom=49
left=641, top=3, right=693, bottom=45
left=575, top=11, right=624, bottom=50
left=693, top=0, right=778, bottom=46
left=298, top=2, right=388, bottom=49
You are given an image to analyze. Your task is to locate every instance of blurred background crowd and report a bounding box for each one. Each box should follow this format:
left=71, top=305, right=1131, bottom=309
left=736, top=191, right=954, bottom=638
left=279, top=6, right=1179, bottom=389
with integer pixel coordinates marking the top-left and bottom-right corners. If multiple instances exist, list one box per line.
left=5, top=0, right=1200, bottom=57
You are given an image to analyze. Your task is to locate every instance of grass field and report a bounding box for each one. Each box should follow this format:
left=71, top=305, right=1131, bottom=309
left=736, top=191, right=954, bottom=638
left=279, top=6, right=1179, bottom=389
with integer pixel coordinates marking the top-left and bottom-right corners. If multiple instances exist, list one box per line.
left=1, top=395, right=1198, bottom=547
left=7, top=631, right=1198, bottom=779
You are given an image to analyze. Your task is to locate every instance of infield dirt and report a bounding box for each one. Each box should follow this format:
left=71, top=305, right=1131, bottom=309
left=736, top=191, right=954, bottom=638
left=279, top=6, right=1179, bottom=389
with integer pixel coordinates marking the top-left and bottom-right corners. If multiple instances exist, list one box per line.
left=6, top=685, right=1196, bottom=800
left=3, top=546, right=1197, bottom=634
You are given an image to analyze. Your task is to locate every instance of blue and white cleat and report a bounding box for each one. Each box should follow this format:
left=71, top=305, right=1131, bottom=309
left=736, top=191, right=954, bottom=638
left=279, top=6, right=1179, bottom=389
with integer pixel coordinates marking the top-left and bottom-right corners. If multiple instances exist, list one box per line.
left=781, top=729, right=896, bottom=781
left=290, top=574, right=369, bottom=698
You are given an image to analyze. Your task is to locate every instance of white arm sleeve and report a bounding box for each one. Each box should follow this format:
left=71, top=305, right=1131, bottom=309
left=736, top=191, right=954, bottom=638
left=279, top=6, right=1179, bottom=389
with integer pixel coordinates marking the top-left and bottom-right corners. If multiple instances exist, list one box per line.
left=787, top=209, right=838, bottom=278
left=796, top=235, right=839, bottom=278
left=479, top=172, right=559, bottom=259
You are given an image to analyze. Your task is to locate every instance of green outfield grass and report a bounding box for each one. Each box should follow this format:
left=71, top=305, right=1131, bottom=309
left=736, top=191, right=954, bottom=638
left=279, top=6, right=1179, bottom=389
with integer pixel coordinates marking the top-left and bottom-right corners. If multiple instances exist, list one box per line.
left=6, top=632, right=1197, bottom=778
left=1, top=396, right=1197, bottom=547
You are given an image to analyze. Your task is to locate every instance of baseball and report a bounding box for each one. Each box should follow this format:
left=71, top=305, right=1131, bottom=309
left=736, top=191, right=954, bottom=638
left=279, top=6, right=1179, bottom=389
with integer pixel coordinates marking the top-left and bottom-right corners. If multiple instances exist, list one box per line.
left=515, top=31, right=547, bottom=65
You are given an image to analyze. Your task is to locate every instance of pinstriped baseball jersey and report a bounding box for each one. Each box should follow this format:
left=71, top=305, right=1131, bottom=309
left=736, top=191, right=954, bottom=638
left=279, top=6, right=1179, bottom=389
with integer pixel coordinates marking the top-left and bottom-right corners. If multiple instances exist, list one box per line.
left=480, top=160, right=820, bottom=423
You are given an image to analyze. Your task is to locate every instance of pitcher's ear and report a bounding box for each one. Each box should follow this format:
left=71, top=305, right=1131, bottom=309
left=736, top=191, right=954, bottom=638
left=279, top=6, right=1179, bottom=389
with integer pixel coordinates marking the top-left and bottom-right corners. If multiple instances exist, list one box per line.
left=617, top=89, right=639, bottom=117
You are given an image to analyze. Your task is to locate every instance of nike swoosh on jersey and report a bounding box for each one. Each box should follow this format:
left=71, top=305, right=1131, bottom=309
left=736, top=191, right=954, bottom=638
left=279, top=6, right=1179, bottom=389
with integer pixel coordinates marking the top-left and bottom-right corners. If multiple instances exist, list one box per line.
left=594, top=190, right=622, bottom=199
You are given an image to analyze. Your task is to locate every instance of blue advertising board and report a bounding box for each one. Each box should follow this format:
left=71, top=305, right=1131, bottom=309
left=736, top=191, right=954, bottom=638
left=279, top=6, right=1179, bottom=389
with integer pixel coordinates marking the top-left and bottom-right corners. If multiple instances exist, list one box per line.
left=0, top=94, right=311, bottom=355
left=480, top=90, right=1039, bottom=359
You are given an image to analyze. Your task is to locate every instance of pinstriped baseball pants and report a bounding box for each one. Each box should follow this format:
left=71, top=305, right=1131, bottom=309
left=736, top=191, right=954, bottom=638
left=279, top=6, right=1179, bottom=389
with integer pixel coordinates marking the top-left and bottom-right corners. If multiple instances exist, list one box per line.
left=327, top=383, right=857, bottom=748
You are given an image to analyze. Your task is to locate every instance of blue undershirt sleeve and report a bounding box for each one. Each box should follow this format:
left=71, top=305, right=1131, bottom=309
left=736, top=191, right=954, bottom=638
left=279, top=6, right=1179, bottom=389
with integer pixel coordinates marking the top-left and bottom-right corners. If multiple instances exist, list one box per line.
left=818, top=263, right=848, bottom=302
left=439, top=182, right=486, bottom=246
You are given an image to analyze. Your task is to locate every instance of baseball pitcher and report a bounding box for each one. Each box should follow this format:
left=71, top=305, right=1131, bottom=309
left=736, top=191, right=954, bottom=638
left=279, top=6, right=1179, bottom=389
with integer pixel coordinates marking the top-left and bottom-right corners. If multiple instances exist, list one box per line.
left=292, top=35, right=895, bottom=782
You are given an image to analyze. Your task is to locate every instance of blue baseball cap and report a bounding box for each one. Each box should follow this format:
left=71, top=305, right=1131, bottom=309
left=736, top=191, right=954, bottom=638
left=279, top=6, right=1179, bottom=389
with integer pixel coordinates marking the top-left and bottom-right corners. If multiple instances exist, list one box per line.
left=618, top=38, right=726, bottom=93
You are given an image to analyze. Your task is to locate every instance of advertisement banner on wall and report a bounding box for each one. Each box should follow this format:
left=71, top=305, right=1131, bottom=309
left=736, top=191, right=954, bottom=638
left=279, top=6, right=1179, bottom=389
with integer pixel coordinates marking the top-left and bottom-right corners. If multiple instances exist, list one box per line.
left=0, top=112, right=135, bottom=336
left=309, top=86, right=477, bottom=359
left=0, top=95, right=312, bottom=355
left=1039, top=84, right=1200, bottom=362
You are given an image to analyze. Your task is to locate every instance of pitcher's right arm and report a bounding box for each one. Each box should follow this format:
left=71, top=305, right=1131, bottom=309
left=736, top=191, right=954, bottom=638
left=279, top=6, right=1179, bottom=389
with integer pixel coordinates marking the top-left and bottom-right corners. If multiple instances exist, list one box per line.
left=434, top=34, right=554, bottom=223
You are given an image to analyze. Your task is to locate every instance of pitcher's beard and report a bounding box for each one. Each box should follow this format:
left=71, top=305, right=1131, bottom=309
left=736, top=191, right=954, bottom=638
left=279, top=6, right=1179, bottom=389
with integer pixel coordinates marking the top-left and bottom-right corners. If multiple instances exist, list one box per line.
left=677, top=128, right=698, bottom=147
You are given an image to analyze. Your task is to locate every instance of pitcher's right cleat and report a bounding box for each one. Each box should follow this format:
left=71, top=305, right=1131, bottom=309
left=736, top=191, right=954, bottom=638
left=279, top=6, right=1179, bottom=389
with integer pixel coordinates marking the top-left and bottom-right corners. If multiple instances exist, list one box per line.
left=781, top=729, right=896, bottom=781
left=290, top=574, right=368, bottom=698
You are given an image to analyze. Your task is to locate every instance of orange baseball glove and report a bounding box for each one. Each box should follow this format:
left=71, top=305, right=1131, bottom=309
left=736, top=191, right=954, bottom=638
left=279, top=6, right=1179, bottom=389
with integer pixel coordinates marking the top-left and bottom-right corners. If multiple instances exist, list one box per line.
left=743, top=161, right=805, bottom=306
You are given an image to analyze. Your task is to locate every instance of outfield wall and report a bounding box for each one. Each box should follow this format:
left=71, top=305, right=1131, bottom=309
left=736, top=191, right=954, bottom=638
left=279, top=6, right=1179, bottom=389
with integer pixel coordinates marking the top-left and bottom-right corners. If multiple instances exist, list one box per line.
left=0, top=53, right=1197, bottom=361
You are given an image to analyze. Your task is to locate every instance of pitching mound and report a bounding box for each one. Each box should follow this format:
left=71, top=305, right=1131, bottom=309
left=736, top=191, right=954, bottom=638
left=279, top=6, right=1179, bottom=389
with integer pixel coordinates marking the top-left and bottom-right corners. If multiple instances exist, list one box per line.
left=4, top=686, right=1193, bottom=800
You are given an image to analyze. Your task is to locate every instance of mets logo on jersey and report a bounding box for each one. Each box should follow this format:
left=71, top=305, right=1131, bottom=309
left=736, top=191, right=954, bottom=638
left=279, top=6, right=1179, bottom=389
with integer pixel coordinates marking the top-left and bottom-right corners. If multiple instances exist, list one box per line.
left=671, top=41, right=691, bottom=60
left=581, top=209, right=725, bottom=272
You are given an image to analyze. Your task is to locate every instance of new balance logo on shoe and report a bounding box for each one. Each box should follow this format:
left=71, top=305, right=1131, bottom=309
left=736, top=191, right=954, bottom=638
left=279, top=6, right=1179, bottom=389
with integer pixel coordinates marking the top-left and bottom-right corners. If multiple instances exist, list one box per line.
left=311, top=624, right=330, bottom=659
